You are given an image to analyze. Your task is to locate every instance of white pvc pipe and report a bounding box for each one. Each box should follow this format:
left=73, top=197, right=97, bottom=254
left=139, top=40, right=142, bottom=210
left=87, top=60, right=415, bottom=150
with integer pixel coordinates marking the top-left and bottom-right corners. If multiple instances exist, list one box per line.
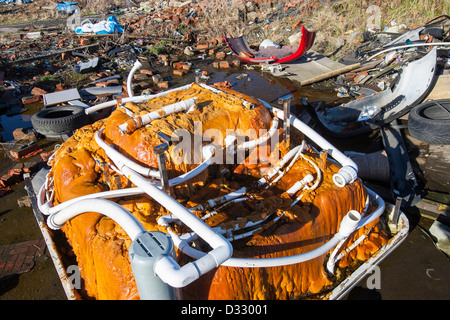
left=46, top=187, right=145, bottom=215
left=95, top=128, right=215, bottom=181
left=127, top=60, right=143, bottom=98
left=367, top=42, right=450, bottom=61
left=118, top=97, right=198, bottom=134
left=85, top=95, right=151, bottom=115
left=47, top=199, right=146, bottom=241
left=85, top=84, right=194, bottom=115
left=116, top=163, right=232, bottom=288
left=286, top=174, right=314, bottom=195
left=172, top=186, right=384, bottom=268
left=327, top=233, right=366, bottom=274
left=95, top=129, right=161, bottom=178
left=237, top=117, right=279, bottom=150
left=261, top=101, right=359, bottom=187
left=40, top=144, right=215, bottom=218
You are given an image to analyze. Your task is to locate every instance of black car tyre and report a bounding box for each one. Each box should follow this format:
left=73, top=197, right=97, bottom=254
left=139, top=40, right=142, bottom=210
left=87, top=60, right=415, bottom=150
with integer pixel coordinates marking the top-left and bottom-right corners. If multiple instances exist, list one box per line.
left=408, top=99, right=450, bottom=145
left=31, top=105, right=88, bottom=136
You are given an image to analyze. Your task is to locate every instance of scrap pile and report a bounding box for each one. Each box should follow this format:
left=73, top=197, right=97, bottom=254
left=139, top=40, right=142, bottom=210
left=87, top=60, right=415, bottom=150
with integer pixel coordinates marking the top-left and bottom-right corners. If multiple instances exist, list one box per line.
left=0, top=0, right=449, bottom=300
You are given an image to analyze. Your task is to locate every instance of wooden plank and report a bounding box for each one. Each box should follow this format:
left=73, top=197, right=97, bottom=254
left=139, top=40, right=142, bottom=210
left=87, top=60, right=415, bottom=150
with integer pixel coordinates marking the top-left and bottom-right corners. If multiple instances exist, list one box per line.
left=9, top=43, right=99, bottom=65
left=415, top=198, right=450, bottom=227
left=405, top=131, right=450, bottom=193
left=425, top=73, right=450, bottom=101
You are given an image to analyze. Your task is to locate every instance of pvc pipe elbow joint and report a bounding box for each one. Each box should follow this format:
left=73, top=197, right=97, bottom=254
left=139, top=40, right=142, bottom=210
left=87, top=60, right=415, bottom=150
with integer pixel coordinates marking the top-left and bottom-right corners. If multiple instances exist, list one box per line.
left=332, top=165, right=358, bottom=187
left=154, top=256, right=200, bottom=288
left=37, top=184, right=51, bottom=216
left=338, top=210, right=361, bottom=238
left=47, top=213, right=62, bottom=230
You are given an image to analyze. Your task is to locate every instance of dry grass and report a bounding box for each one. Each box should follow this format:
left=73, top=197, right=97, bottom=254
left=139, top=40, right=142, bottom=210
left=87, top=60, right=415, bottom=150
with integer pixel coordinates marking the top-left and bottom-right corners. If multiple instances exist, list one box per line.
left=75, top=0, right=128, bottom=13
left=197, top=0, right=248, bottom=39
left=305, top=0, right=449, bottom=56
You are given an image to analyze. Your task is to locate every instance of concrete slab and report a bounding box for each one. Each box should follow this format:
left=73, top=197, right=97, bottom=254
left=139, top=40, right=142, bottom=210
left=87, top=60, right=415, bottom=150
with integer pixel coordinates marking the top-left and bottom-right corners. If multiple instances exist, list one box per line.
left=283, top=51, right=360, bottom=86
left=43, top=88, right=81, bottom=106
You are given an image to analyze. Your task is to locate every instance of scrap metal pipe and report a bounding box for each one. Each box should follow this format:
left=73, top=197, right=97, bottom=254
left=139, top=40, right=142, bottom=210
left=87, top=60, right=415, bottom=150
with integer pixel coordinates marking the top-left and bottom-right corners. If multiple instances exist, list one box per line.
left=367, top=42, right=450, bottom=61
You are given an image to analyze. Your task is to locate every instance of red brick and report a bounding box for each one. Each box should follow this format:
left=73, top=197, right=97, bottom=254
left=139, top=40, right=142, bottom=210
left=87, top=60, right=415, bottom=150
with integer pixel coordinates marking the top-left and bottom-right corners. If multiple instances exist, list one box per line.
left=0, top=170, right=22, bottom=188
left=173, top=69, right=187, bottom=76
left=133, top=73, right=148, bottom=81
left=31, top=87, right=48, bottom=96
left=219, top=61, right=230, bottom=68
left=216, top=52, right=226, bottom=59
left=22, top=95, right=40, bottom=105
left=182, top=63, right=192, bottom=71
left=196, top=44, right=209, bottom=52
left=172, top=61, right=185, bottom=69
left=140, top=69, right=153, bottom=76
left=157, top=81, right=170, bottom=89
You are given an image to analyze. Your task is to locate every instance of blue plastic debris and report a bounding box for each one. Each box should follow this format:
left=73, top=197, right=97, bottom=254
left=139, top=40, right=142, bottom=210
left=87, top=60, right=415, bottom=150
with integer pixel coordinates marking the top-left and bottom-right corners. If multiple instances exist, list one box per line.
left=57, top=1, right=78, bottom=14
left=74, top=15, right=123, bottom=35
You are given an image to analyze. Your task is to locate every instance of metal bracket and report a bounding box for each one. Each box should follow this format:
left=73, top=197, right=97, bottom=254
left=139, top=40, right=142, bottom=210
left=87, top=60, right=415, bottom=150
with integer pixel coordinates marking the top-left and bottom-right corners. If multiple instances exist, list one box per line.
left=154, top=143, right=170, bottom=195
left=278, top=94, right=293, bottom=146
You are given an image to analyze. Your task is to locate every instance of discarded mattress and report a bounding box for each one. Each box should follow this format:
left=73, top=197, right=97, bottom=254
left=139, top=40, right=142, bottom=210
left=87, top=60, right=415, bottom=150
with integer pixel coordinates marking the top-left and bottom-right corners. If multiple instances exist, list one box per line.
left=311, top=47, right=437, bottom=137
left=224, top=25, right=315, bottom=64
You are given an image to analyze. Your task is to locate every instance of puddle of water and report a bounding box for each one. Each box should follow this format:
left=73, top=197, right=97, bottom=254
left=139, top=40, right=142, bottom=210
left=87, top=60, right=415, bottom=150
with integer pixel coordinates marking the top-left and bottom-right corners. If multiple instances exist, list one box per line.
left=0, top=102, right=42, bottom=141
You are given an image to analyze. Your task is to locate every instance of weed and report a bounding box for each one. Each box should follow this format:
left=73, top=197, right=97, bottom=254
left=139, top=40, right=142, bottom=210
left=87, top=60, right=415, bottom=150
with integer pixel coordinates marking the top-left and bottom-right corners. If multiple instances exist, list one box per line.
left=147, top=41, right=169, bottom=55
